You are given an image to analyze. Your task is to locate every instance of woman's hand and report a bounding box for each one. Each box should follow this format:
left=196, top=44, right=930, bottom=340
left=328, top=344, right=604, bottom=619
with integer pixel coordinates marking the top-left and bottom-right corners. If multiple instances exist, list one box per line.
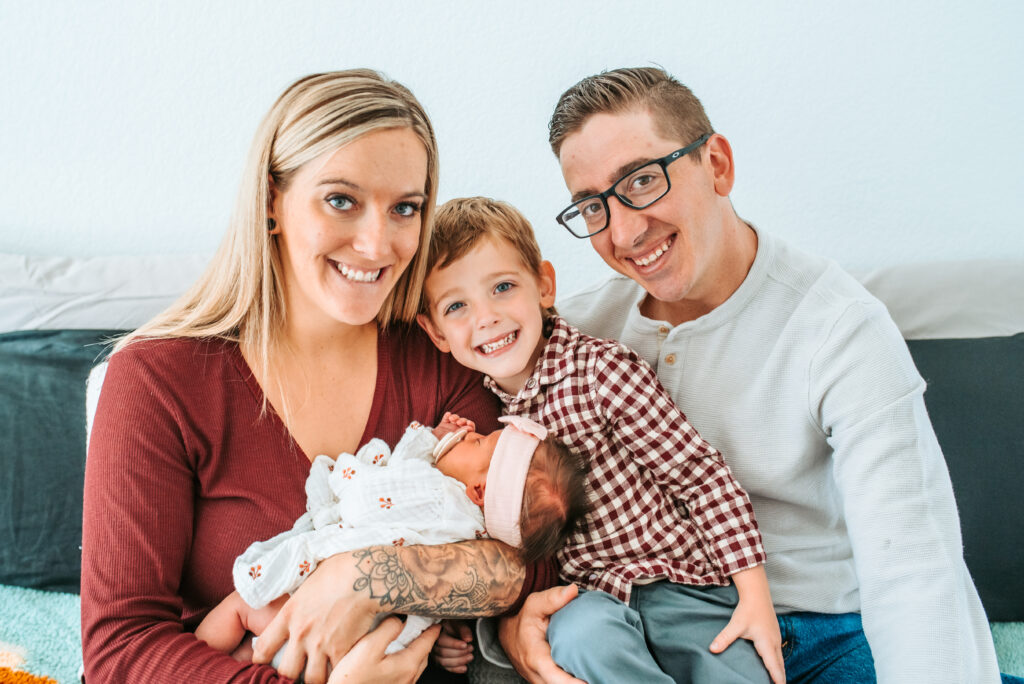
left=327, top=617, right=440, bottom=684
left=710, top=566, right=785, bottom=684
left=252, top=552, right=378, bottom=684
left=431, top=619, right=474, bottom=673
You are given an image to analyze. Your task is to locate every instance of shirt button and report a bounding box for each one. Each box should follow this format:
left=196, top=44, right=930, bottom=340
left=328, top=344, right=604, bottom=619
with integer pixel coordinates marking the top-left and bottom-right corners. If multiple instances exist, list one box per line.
left=664, top=354, right=676, bottom=365
left=589, top=573, right=598, bottom=581
left=525, top=378, right=536, bottom=388
left=659, top=325, right=670, bottom=335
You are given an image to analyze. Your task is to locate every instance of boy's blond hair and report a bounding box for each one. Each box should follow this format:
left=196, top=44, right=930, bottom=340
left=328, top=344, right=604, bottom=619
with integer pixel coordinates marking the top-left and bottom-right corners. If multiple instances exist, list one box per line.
left=425, top=196, right=556, bottom=319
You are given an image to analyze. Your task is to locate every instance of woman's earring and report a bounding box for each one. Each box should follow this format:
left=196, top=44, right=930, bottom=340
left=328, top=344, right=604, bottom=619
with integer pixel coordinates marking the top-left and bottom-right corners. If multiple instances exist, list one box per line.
left=267, top=218, right=277, bottom=233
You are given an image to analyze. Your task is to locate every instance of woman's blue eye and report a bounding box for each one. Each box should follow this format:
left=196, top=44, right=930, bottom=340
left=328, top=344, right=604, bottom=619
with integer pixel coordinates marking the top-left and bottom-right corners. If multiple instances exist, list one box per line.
left=395, top=202, right=422, bottom=217
left=494, top=281, right=513, bottom=294
left=444, top=301, right=465, bottom=315
left=327, top=195, right=354, bottom=210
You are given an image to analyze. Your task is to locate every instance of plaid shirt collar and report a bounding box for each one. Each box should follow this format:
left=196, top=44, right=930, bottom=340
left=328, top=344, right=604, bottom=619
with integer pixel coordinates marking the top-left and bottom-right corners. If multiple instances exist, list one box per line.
left=483, top=316, right=577, bottom=405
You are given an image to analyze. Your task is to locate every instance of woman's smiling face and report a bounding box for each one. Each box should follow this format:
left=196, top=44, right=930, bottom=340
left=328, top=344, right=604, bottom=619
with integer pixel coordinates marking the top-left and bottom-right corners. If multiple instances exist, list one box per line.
left=270, top=127, right=429, bottom=330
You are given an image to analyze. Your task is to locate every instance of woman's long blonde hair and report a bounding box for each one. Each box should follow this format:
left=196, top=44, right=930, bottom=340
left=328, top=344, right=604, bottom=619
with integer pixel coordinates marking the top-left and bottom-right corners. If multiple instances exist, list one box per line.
left=115, top=70, right=439, bottom=383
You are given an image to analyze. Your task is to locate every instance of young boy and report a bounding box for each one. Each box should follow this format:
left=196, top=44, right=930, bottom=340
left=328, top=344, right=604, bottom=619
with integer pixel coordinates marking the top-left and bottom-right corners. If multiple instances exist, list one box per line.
left=194, top=412, right=587, bottom=661
left=417, top=197, right=783, bottom=684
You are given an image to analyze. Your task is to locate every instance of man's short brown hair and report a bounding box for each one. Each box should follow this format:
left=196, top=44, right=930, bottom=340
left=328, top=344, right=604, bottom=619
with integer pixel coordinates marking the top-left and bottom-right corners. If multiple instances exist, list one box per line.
left=548, top=67, right=714, bottom=160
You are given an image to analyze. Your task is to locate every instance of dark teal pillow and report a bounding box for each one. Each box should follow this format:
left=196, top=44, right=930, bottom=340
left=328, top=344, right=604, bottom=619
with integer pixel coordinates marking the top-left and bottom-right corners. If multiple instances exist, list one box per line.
left=0, top=329, right=124, bottom=593
left=908, top=333, right=1024, bottom=622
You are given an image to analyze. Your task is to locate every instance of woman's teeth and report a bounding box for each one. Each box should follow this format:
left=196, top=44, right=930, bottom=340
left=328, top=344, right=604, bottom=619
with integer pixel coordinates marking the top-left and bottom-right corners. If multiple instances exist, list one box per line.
left=479, top=331, right=517, bottom=354
left=338, top=264, right=382, bottom=282
left=633, top=238, right=672, bottom=267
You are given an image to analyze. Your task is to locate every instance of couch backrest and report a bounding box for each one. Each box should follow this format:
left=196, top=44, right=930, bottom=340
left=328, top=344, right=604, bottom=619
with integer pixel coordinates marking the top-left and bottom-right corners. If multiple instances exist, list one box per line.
left=0, top=254, right=1021, bottom=621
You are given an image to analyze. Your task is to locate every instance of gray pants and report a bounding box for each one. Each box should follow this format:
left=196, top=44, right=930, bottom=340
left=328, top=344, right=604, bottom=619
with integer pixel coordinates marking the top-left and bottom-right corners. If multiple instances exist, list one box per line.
left=547, top=582, right=770, bottom=683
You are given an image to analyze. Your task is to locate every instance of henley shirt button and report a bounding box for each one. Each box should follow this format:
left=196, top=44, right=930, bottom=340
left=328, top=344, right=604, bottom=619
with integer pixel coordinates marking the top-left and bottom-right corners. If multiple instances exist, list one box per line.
left=664, top=353, right=676, bottom=365
left=659, top=325, right=670, bottom=335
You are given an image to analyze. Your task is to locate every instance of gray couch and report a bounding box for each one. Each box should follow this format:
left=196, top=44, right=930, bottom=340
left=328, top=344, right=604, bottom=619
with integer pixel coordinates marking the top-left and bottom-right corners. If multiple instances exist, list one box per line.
left=1, top=253, right=1021, bottom=682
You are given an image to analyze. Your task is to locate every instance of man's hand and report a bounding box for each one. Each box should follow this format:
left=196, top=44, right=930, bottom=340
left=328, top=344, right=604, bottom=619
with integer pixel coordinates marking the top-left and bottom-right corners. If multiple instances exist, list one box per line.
left=431, top=619, right=474, bottom=673
left=252, top=553, right=377, bottom=684
left=710, top=567, right=785, bottom=684
left=498, top=585, right=584, bottom=684
left=327, top=617, right=440, bottom=684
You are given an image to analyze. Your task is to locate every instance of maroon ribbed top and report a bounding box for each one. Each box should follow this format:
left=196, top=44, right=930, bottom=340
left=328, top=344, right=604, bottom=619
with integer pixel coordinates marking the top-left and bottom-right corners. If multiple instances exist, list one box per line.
left=81, top=326, right=545, bottom=683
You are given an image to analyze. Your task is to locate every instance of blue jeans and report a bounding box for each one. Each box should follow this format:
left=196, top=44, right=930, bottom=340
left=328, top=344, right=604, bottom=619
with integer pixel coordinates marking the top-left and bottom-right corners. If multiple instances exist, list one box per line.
left=778, top=612, right=875, bottom=683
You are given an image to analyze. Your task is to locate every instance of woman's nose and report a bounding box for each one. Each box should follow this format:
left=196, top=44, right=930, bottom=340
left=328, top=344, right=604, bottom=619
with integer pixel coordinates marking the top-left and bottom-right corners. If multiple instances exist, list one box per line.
left=351, top=208, right=391, bottom=259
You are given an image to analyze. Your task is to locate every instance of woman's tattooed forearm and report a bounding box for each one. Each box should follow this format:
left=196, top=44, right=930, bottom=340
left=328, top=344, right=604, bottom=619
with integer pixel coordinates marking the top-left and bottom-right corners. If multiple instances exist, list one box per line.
left=350, top=541, right=525, bottom=617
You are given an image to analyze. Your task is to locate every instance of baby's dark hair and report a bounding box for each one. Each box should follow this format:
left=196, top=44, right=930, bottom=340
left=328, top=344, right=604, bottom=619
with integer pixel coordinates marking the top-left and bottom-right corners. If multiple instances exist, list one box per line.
left=517, top=437, right=589, bottom=563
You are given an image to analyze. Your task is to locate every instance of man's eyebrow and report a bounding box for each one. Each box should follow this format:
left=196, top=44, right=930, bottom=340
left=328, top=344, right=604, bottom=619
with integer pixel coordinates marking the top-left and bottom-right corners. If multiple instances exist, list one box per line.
left=570, top=156, right=656, bottom=201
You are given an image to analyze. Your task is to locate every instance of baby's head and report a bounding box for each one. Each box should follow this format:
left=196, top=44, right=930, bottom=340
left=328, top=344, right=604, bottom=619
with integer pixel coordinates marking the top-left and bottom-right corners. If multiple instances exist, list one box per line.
left=434, top=416, right=587, bottom=563
left=417, top=197, right=557, bottom=394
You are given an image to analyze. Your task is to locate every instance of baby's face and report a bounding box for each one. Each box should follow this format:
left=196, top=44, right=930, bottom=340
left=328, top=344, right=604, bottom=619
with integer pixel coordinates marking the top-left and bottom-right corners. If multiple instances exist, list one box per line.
left=434, top=428, right=503, bottom=488
left=419, top=236, right=554, bottom=394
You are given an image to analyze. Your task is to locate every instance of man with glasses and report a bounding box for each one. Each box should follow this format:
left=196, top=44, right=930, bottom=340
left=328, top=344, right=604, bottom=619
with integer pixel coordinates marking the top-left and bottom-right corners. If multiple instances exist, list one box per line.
left=495, top=67, right=1001, bottom=683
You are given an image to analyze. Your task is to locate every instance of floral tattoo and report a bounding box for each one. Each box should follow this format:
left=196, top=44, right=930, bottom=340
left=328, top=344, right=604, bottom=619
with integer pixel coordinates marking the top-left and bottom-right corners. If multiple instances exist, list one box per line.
left=351, top=541, right=525, bottom=617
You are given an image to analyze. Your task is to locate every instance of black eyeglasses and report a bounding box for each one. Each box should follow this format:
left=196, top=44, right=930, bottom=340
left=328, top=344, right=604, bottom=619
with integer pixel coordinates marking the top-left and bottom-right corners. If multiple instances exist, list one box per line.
left=555, top=133, right=711, bottom=238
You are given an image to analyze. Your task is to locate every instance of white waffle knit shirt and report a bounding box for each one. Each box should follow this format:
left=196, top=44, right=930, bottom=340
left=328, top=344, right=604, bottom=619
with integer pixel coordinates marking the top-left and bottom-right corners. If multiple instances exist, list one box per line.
left=557, top=227, right=999, bottom=684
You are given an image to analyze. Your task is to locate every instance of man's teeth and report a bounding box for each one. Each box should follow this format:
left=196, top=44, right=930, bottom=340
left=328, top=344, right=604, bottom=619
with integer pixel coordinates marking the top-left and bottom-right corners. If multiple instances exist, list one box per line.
left=479, top=332, right=517, bottom=354
left=633, top=238, right=672, bottom=267
left=338, top=264, right=382, bottom=282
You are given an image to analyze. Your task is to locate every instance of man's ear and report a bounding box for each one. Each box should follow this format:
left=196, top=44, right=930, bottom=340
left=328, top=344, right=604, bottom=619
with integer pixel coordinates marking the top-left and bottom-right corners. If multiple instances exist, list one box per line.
left=705, top=134, right=736, bottom=197
left=538, top=260, right=557, bottom=308
left=416, top=313, right=451, bottom=353
left=467, top=482, right=486, bottom=507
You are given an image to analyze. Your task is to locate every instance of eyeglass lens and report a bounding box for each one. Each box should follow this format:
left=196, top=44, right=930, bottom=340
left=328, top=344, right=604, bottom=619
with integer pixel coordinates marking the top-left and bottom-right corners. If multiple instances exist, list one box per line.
left=559, top=161, right=669, bottom=237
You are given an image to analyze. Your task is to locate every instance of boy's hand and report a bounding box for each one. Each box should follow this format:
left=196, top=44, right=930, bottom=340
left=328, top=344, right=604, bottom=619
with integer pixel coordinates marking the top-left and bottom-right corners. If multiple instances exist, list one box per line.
left=431, top=619, right=474, bottom=673
left=432, top=412, right=476, bottom=439
left=710, top=566, right=785, bottom=684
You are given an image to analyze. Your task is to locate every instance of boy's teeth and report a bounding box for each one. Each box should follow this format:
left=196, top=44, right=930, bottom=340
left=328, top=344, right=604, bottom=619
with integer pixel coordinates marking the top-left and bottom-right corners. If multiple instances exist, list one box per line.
left=338, top=264, right=382, bottom=282
left=634, top=238, right=672, bottom=267
left=480, top=331, right=517, bottom=354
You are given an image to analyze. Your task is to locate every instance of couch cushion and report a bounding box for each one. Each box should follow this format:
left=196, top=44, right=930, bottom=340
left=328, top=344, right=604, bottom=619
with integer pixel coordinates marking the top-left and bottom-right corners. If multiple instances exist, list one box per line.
left=0, top=329, right=125, bottom=592
left=907, top=333, right=1024, bottom=621
left=0, top=252, right=208, bottom=333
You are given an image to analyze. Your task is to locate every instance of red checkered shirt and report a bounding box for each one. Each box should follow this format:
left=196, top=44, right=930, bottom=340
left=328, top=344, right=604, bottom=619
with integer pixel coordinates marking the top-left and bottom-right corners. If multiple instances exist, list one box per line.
left=485, top=317, right=766, bottom=602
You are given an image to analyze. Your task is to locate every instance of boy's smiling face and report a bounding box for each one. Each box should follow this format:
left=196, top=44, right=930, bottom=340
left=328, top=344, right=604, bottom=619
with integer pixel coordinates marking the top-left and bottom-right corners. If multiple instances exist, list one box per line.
left=418, top=236, right=556, bottom=394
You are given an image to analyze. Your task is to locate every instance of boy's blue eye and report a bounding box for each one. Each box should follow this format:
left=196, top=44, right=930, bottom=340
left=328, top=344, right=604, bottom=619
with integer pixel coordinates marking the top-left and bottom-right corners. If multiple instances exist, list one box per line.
left=494, top=281, right=513, bottom=294
left=443, top=301, right=465, bottom=315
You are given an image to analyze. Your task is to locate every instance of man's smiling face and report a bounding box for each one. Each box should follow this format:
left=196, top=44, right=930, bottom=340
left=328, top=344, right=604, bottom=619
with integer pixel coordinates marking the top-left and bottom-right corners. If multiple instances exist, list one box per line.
left=558, top=108, right=726, bottom=311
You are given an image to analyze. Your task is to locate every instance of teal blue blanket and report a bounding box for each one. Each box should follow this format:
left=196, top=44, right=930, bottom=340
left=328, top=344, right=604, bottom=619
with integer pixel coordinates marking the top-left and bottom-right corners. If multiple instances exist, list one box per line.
left=0, top=584, right=80, bottom=683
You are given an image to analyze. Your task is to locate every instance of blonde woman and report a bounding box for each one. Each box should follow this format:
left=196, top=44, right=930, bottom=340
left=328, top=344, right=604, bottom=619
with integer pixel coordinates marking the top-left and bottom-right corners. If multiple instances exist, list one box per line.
left=82, top=71, right=548, bottom=684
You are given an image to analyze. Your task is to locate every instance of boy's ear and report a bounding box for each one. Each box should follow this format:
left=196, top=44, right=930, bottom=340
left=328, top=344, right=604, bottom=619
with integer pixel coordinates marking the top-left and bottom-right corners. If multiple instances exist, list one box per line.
left=416, top=313, right=451, bottom=353
left=538, top=260, right=557, bottom=308
left=468, top=482, right=486, bottom=507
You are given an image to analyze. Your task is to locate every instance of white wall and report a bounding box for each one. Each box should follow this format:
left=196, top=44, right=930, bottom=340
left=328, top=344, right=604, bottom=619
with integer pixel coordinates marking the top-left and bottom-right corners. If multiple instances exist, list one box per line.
left=2, top=1, right=1022, bottom=297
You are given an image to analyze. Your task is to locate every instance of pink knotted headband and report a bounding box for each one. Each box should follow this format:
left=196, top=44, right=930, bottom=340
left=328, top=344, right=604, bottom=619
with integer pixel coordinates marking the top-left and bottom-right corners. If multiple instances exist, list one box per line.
left=484, top=415, right=548, bottom=547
